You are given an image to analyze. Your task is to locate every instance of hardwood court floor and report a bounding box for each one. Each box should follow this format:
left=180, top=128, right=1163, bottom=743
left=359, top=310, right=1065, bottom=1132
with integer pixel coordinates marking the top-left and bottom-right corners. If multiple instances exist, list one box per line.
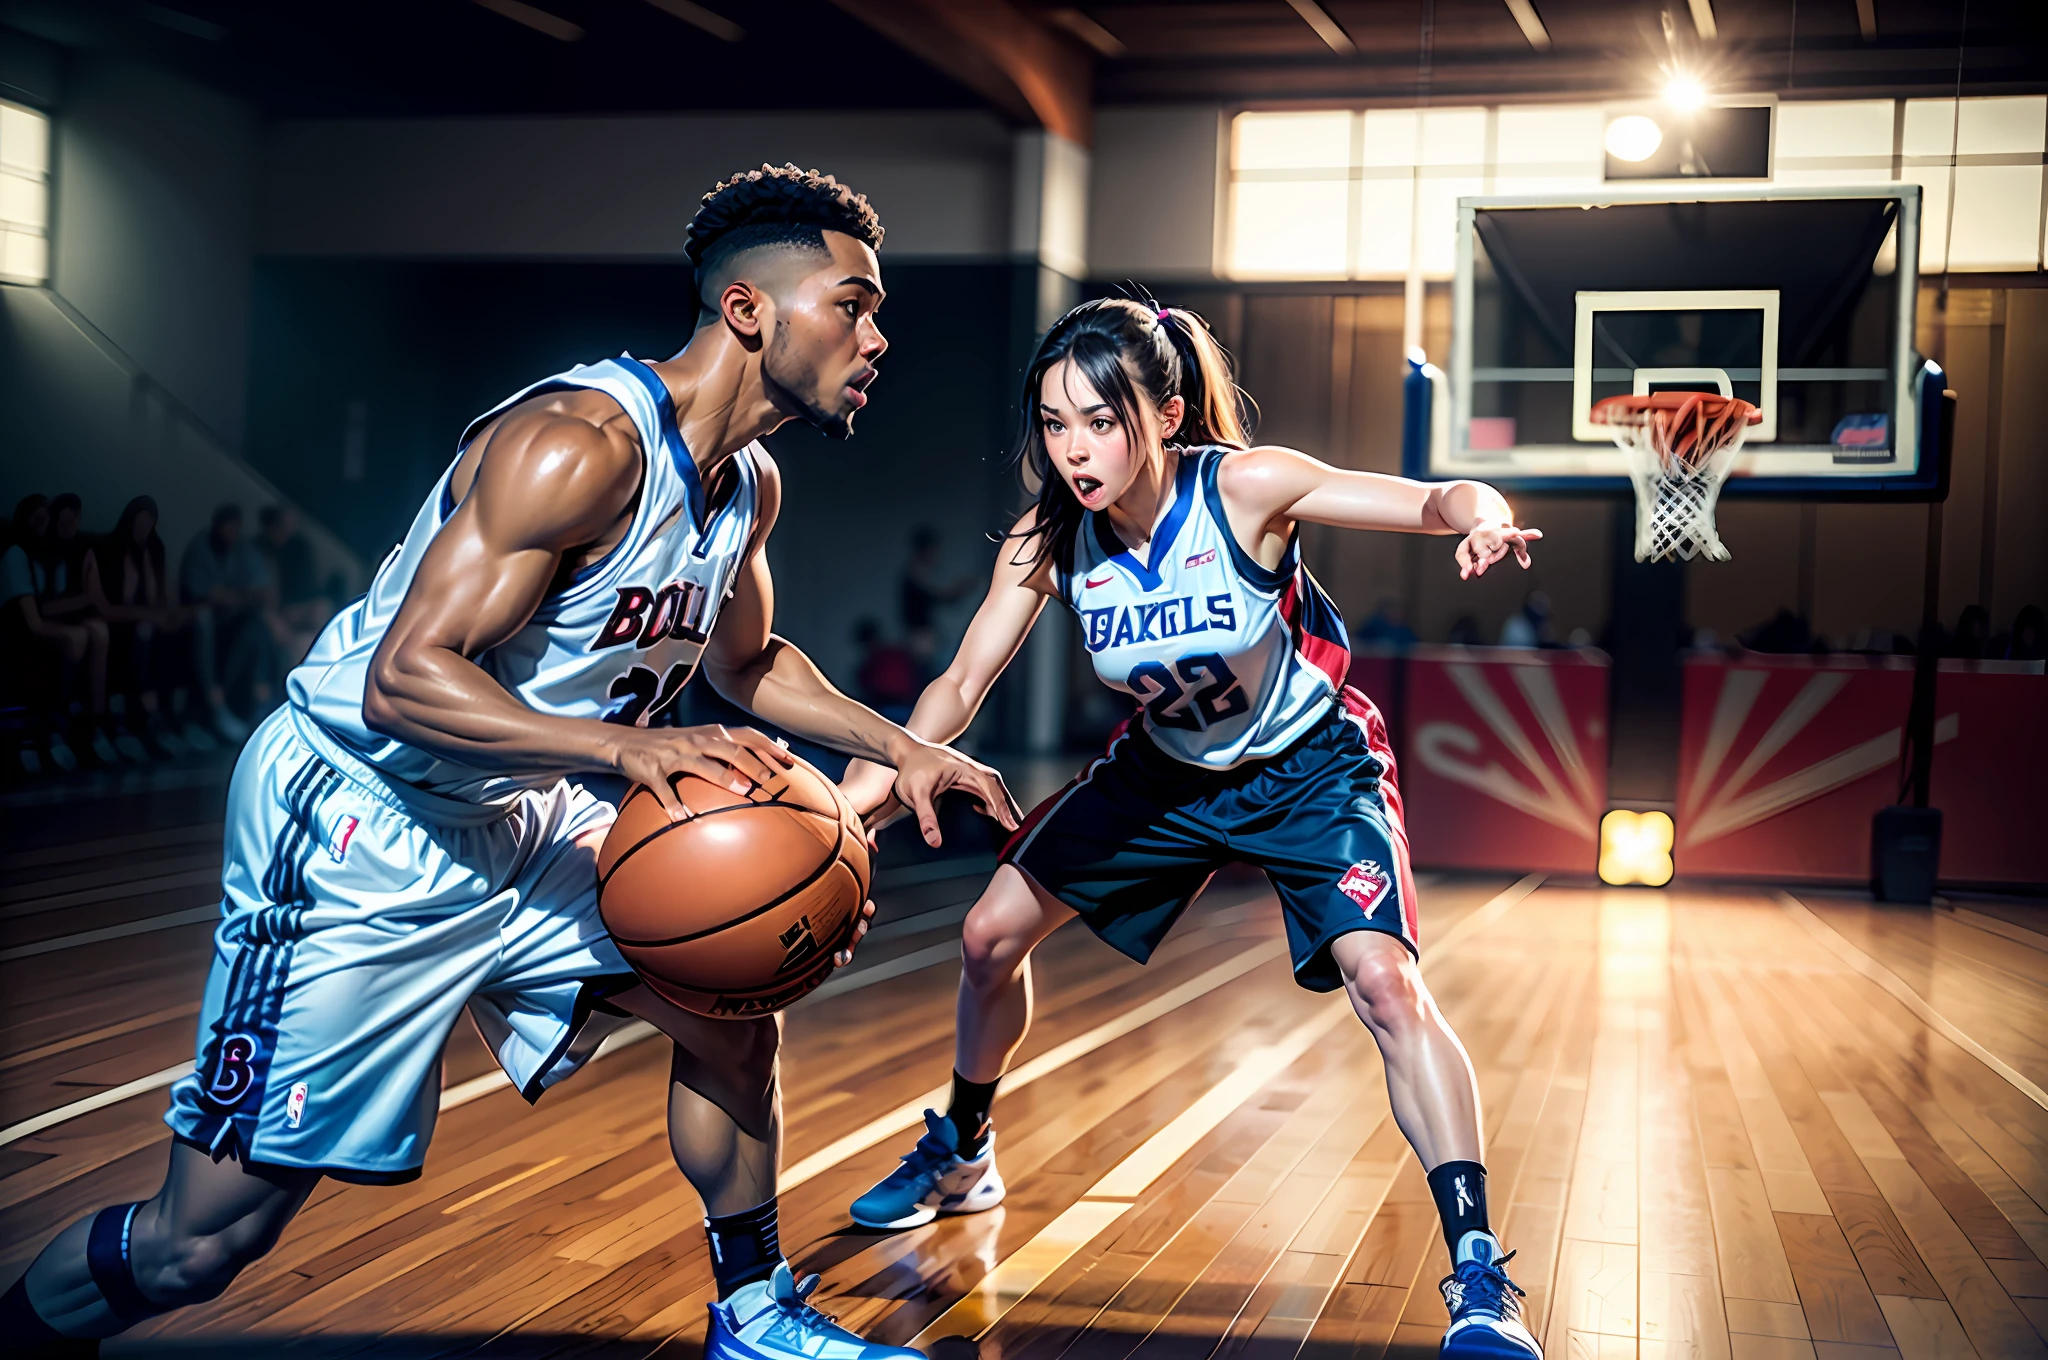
left=3, top=795, right=2048, bottom=1359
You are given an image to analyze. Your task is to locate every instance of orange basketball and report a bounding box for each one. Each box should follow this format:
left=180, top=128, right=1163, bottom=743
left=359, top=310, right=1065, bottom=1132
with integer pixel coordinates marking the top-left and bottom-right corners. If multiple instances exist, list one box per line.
left=597, top=753, right=870, bottom=1019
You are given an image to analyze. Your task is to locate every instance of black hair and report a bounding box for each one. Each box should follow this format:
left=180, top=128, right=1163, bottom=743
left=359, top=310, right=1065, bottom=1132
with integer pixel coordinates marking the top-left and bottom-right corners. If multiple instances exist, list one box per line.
left=685, top=163, right=884, bottom=309
left=7, top=493, right=47, bottom=558
left=97, top=496, right=165, bottom=607
left=1008, top=298, right=1251, bottom=576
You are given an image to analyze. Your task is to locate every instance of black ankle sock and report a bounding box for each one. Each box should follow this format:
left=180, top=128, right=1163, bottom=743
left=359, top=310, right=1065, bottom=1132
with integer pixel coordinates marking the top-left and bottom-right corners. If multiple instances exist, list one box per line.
left=947, top=1070, right=1000, bottom=1157
left=704, top=1199, right=781, bottom=1300
left=1, top=1274, right=68, bottom=1348
left=1426, top=1160, right=1491, bottom=1256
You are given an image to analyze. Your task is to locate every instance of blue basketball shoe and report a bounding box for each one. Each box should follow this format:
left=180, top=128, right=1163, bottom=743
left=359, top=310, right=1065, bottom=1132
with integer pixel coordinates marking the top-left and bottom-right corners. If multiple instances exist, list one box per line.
left=849, top=1110, right=1005, bottom=1230
left=1439, top=1234, right=1540, bottom=1359
left=708, top=1261, right=923, bottom=1360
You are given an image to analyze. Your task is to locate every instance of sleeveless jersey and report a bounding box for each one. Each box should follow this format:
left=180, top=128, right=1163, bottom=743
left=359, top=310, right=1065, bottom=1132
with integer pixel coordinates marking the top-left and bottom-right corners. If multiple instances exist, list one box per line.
left=1061, top=445, right=1351, bottom=770
left=287, top=355, right=761, bottom=806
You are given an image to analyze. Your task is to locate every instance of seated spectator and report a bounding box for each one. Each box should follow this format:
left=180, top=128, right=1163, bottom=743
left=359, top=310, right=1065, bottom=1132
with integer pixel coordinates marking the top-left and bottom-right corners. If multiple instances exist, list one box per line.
left=180, top=503, right=279, bottom=740
left=258, top=504, right=332, bottom=661
left=852, top=617, right=920, bottom=724
left=1352, top=595, right=1417, bottom=651
left=2, top=495, right=108, bottom=773
left=1498, top=590, right=1557, bottom=648
left=2004, top=605, right=2044, bottom=662
left=1739, top=608, right=1813, bottom=655
left=1446, top=614, right=1483, bottom=647
left=89, top=495, right=208, bottom=758
left=42, top=493, right=143, bottom=763
left=1944, top=604, right=1991, bottom=659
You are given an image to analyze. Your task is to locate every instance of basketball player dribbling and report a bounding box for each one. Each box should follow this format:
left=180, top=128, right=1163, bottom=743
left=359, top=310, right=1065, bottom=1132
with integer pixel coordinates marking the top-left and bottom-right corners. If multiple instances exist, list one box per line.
left=5, top=165, right=1019, bottom=1360
left=842, top=299, right=1546, bottom=1359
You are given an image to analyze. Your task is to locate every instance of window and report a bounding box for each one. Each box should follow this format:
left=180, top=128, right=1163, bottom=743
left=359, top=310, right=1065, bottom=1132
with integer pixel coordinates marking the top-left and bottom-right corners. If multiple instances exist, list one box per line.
left=1228, top=96, right=2048, bottom=281
left=0, top=100, right=50, bottom=285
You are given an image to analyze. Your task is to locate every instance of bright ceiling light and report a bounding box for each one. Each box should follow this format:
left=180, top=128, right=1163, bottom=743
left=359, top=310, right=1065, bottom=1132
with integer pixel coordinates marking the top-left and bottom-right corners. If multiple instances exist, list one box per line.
left=1599, top=809, right=1675, bottom=887
left=1664, top=77, right=1707, bottom=111
left=1604, top=115, right=1664, bottom=163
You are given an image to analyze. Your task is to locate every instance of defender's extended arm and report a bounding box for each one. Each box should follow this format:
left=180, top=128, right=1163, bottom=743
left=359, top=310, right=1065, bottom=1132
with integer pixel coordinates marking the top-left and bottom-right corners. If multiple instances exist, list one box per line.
left=839, top=512, right=1053, bottom=818
left=1221, top=445, right=1540, bottom=580
left=699, top=455, right=1019, bottom=846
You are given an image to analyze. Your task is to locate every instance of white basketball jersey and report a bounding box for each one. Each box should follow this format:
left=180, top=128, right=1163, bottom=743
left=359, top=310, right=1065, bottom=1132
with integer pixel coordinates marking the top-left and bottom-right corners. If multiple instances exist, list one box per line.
left=1061, top=445, right=1351, bottom=770
left=288, top=356, right=761, bottom=805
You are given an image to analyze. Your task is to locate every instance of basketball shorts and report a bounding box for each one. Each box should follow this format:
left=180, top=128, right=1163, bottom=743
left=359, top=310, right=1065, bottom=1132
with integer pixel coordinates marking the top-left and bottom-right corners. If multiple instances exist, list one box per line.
left=164, top=707, right=638, bottom=1182
left=1003, top=687, right=1419, bottom=992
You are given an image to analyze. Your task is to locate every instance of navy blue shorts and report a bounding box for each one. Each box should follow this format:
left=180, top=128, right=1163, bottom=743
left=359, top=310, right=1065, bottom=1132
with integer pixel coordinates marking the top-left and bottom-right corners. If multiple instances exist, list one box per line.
left=1003, top=687, right=1419, bottom=992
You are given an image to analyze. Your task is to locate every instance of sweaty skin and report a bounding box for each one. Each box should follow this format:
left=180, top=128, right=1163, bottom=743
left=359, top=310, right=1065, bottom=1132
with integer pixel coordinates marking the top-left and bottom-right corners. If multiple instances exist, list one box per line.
left=364, top=230, right=1019, bottom=845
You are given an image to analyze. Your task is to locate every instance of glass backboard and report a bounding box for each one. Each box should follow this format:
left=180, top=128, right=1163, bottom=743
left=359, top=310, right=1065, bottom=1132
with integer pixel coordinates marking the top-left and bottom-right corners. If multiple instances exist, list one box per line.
left=1407, top=184, right=1946, bottom=497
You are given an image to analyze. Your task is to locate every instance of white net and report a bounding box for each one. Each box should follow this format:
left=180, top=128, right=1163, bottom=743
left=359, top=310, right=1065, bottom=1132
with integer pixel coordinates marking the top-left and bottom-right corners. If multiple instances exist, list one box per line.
left=1593, top=394, right=1759, bottom=563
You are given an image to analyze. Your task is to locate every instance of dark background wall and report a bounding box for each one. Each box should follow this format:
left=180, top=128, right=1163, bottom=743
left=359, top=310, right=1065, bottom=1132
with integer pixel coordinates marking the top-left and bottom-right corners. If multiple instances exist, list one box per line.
left=244, top=257, right=1024, bottom=686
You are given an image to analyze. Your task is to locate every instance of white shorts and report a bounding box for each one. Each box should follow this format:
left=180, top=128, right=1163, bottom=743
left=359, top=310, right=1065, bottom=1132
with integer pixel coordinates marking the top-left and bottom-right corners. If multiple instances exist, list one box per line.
left=165, top=708, right=636, bottom=1181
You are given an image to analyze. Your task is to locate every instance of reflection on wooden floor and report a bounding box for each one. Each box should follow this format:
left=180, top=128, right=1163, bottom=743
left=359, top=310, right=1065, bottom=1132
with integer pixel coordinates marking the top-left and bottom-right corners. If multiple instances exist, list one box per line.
left=3, top=805, right=2047, bottom=1360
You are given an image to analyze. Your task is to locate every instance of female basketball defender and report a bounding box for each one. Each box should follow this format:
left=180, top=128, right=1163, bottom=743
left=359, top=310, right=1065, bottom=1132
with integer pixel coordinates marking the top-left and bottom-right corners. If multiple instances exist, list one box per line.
left=840, top=298, right=1544, bottom=1360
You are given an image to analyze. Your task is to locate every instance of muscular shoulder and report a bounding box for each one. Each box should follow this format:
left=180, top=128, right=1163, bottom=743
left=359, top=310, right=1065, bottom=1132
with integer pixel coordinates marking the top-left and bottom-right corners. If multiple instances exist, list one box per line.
left=463, top=395, right=644, bottom=551
left=1215, top=444, right=1321, bottom=515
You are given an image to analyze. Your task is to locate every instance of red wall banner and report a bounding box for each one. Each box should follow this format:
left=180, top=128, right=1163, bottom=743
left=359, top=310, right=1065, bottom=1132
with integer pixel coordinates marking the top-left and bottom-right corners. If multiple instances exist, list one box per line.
left=1677, top=655, right=2047, bottom=885
left=1384, top=646, right=1610, bottom=875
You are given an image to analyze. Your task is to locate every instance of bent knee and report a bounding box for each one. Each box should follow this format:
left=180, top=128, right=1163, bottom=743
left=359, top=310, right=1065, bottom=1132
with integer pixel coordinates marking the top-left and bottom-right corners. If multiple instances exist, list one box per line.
left=139, top=1222, right=277, bottom=1306
left=1339, top=939, right=1429, bottom=1023
left=960, top=909, right=1033, bottom=989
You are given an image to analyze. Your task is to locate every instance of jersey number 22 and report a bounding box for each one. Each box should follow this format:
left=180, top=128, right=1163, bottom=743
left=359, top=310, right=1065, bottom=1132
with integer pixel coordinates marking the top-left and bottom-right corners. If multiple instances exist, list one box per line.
left=1128, top=653, right=1249, bottom=731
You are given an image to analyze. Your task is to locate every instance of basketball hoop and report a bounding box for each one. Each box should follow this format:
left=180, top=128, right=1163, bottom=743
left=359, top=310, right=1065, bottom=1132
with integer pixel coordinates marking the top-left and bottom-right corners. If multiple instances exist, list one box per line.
left=1591, top=391, right=1762, bottom=563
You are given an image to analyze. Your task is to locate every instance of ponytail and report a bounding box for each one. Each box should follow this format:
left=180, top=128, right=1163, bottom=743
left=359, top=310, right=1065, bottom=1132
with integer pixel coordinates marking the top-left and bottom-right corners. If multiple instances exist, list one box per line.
left=1154, top=307, right=1252, bottom=448
left=1006, top=297, right=1253, bottom=575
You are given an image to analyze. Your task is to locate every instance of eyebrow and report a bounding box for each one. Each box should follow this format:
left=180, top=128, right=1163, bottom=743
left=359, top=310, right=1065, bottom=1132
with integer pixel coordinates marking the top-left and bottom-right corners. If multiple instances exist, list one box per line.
left=838, top=275, right=884, bottom=299
left=1039, top=401, right=1110, bottom=414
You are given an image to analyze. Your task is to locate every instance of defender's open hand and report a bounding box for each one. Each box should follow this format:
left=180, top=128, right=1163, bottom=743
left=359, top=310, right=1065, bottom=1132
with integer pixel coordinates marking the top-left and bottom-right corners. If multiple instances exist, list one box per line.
left=1457, top=520, right=1542, bottom=580
left=889, top=740, right=1020, bottom=848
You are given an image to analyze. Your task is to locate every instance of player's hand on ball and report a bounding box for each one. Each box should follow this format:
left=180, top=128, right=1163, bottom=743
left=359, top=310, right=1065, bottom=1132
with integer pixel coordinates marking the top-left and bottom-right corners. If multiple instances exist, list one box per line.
left=614, top=723, right=797, bottom=820
left=833, top=900, right=878, bottom=968
left=1456, top=519, right=1542, bottom=579
left=889, top=739, right=1021, bottom=848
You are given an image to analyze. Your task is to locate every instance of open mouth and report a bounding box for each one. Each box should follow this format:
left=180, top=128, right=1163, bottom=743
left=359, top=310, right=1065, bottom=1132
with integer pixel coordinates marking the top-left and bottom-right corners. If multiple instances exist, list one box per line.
left=843, top=368, right=877, bottom=409
left=1073, top=473, right=1104, bottom=504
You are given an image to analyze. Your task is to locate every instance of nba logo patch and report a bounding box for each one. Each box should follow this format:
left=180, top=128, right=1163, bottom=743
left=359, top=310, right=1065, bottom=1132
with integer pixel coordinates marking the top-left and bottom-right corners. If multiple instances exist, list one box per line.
left=285, top=1082, right=309, bottom=1128
left=329, top=815, right=359, bottom=863
left=1184, top=547, right=1217, bottom=569
left=1338, top=860, right=1391, bottom=917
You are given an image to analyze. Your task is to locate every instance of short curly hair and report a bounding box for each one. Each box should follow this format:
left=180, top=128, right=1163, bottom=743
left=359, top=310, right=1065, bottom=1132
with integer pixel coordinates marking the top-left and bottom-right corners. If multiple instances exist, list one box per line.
left=685, top=163, right=884, bottom=279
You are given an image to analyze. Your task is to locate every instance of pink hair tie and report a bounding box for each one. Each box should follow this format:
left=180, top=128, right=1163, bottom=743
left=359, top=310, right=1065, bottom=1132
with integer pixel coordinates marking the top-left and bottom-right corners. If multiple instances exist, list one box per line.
left=1157, top=308, right=1170, bottom=320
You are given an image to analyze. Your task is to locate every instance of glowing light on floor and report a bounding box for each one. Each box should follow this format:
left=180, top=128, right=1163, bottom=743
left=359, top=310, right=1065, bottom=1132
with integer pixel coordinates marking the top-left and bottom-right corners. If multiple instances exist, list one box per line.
left=1604, top=114, right=1664, bottom=162
left=1599, top=809, right=1675, bottom=886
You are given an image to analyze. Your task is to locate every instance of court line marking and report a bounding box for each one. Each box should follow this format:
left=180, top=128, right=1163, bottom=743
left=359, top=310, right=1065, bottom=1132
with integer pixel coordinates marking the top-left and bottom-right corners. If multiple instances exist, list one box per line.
left=0, top=821, right=225, bottom=873
left=0, top=853, right=999, bottom=1144
left=0, top=855, right=992, bottom=963
left=0, top=1063, right=197, bottom=1149
left=0, top=1003, right=202, bottom=1075
left=0, top=905, right=222, bottom=962
left=0, top=868, right=222, bottom=920
left=909, top=871, right=1546, bottom=1344
left=1935, top=902, right=2048, bottom=955
left=1777, top=890, right=2048, bottom=1114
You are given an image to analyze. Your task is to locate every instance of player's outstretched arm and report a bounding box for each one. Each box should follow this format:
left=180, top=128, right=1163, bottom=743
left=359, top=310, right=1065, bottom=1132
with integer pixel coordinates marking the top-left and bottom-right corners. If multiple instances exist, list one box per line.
left=697, top=454, right=1020, bottom=847
left=362, top=407, right=795, bottom=811
left=839, top=509, right=1055, bottom=822
left=1219, top=445, right=1541, bottom=580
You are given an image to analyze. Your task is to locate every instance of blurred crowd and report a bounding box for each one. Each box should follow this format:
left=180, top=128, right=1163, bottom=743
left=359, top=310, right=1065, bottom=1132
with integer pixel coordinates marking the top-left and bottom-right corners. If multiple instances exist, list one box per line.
left=2, top=492, right=340, bottom=777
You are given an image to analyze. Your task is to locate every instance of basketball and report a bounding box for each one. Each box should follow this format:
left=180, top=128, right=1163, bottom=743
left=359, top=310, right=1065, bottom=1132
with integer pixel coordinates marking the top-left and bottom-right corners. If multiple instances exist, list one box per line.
left=597, top=752, right=871, bottom=1019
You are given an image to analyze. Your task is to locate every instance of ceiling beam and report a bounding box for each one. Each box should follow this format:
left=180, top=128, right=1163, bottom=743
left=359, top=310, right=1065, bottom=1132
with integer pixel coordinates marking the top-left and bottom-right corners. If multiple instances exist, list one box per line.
left=825, top=0, right=1093, bottom=145
left=1687, top=0, right=1719, bottom=41
left=1501, top=0, right=1552, bottom=51
left=1284, top=0, right=1357, bottom=56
